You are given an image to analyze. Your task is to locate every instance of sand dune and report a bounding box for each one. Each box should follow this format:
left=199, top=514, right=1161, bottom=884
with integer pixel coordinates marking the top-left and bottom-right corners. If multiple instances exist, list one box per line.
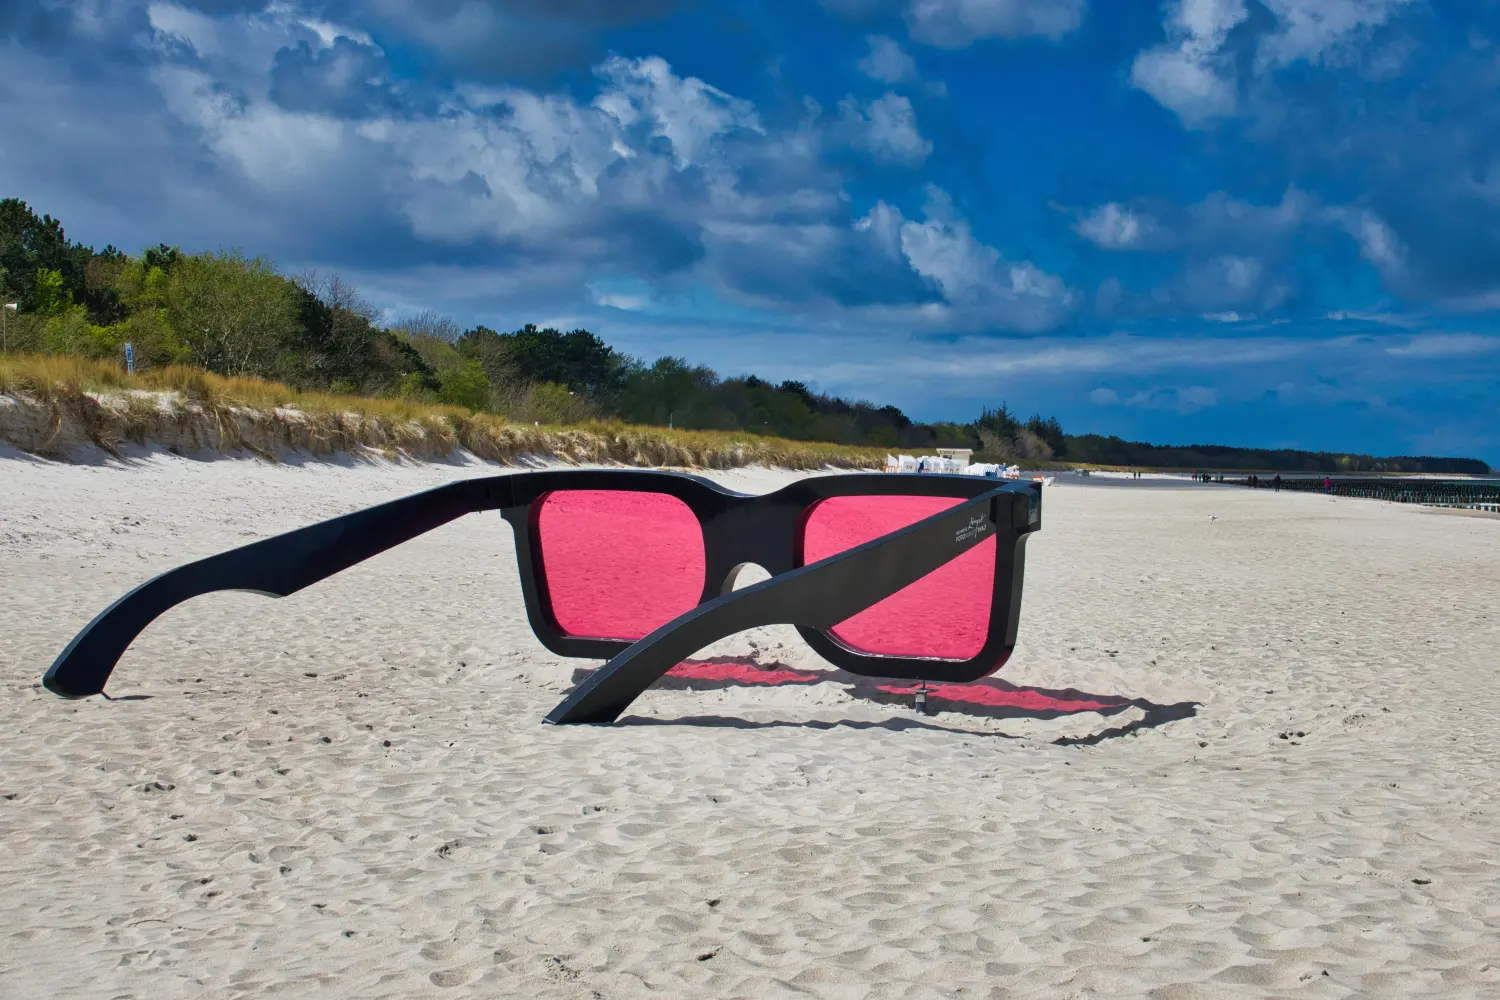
left=2, top=450, right=1498, bottom=998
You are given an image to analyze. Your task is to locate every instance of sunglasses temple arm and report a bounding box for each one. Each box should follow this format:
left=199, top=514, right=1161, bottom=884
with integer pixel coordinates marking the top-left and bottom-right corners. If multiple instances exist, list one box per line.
left=42, top=476, right=514, bottom=699
left=546, top=486, right=1022, bottom=725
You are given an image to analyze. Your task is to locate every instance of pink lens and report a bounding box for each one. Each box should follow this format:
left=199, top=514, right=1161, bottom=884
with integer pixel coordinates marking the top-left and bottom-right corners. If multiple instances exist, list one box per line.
left=800, top=495, right=995, bottom=660
left=537, top=490, right=706, bottom=641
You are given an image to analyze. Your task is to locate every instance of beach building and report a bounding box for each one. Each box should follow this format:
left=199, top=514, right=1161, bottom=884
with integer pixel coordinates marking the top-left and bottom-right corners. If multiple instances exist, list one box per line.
left=935, top=447, right=972, bottom=466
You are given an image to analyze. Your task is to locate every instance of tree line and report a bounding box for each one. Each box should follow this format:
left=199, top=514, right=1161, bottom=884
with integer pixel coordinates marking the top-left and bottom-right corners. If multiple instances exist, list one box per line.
left=1064, top=435, right=1490, bottom=475
left=1, top=197, right=1489, bottom=473
left=0, top=198, right=1064, bottom=458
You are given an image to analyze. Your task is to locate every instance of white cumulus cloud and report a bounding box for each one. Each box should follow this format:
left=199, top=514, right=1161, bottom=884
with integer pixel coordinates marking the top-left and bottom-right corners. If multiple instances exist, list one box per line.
left=1327, top=207, right=1406, bottom=277
left=1130, top=0, right=1420, bottom=125
left=858, top=34, right=918, bottom=83
left=591, top=55, right=764, bottom=169
left=905, top=0, right=1087, bottom=47
left=1129, top=0, right=1249, bottom=125
left=838, top=92, right=932, bottom=165
left=898, top=187, right=1072, bottom=329
left=1075, top=202, right=1155, bottom=249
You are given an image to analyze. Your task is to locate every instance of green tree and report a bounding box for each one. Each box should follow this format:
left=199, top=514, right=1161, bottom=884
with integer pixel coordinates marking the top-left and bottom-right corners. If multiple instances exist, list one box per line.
left=30, top=268, right=70, bottom=315
left=0, top=199, right=79, bottom=309
left=162, top=250, right=300, bottom=377
left=1025, top=414, right=1066, bottom=457
left=974, top=404, right=1020, bottom=440
left=381, top=336, right=440, bottom=395
left=614, top=356, right=724, bottom=427
left=35, top=308, right=115, bottom=360
left=525, top=381, right=593, bottom=424
left=502, top=324, right=627, bottom=399
left=107, top=309, right=191, bottom=370
left=456, top=325, right=516, bottom=388
left=81, top=249, right=130, bottom=324
left=437, top=360, right=492, bottom=410
left=746, top=379, right=815, bottom=437
left=284, top=281, right=420, bottom=394
left=143, top=244, right=181, bottom=275
left=0, top=199, right=128, bottom=323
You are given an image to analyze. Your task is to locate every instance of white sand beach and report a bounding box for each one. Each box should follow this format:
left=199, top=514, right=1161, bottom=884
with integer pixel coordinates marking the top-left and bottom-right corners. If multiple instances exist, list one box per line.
left=2, top=451, right=1498, bottom=998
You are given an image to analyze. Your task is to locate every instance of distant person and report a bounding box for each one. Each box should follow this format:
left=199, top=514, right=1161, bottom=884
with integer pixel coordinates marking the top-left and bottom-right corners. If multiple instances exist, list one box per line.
left=1274, top=473, right=1281, bottom=492
left=1324, top=476, right=1332, bottom=493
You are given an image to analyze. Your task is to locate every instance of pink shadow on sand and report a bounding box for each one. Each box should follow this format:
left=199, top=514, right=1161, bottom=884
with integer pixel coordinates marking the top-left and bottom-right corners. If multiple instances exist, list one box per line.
left=570, top=657, right=1145, bottom=723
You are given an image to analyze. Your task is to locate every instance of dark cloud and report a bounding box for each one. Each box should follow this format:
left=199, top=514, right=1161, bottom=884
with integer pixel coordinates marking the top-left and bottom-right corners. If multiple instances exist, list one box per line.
left=705, top=221, right=942, bottom=310
left=818, top=0, right=1086, bottom=45
left=0, top=0, right=152, bottom=69
left=327, top=0, right=693, bottom=80
left=173, top=0, right=274, bottom=12
left=269, top=37, right=402, bottom=118
left=904, top=0, right=1086, bottom=47
left=477, top=0, right=686, bottom=27
left=0, top=0, right=73, bottom=47
left=581, top=210, right=706, bottom=277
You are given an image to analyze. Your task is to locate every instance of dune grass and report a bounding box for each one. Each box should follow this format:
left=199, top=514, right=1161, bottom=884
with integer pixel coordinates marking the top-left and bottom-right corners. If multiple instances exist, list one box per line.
left=0, top=353, right=890, bottom=469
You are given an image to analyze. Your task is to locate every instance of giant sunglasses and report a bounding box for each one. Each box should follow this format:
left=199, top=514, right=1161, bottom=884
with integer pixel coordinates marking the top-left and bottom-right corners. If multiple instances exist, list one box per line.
left=42, top=470, right=1042, bottom=724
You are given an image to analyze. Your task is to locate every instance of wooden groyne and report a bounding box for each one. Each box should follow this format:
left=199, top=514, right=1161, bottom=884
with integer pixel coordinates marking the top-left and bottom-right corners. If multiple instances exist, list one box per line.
left=1231, top=476, right=1500, bottom=512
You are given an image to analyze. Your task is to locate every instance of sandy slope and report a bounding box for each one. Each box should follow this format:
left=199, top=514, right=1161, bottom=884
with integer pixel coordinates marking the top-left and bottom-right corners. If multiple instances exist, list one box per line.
left=1, top=450, right=1498, bottom=999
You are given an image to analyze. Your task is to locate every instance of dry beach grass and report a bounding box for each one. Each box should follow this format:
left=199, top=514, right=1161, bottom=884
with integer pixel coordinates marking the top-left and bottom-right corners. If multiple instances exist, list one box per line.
left=0, top=354, right=888, bottom=470
left=1, top=453, right=1498, bottom=998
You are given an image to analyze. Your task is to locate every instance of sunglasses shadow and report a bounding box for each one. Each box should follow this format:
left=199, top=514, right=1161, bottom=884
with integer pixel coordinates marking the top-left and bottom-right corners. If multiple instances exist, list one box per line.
left=569, top=658, right=1199, bottom=743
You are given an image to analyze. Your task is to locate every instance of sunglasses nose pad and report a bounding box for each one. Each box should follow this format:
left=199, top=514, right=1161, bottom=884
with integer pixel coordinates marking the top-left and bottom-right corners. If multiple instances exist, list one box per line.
left=719, top=562, right=771, bottom=596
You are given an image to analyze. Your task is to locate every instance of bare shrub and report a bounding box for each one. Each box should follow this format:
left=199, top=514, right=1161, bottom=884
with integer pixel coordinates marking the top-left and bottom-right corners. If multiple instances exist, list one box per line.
left=976, top=427, right=1017, bottom=462
left=1015, top=428, right=1055, bottom=461
left=392, top=309, right=462, bottom=345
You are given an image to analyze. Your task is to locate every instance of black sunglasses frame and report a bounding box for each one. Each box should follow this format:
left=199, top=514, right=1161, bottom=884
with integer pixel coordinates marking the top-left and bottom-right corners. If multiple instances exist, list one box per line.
left=42, top=470, right=1041, bottom=724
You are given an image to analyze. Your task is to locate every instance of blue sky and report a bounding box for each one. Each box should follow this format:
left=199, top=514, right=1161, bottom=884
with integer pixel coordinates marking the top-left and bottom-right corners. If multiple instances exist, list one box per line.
left=2, top=0, right=1498, bottom=460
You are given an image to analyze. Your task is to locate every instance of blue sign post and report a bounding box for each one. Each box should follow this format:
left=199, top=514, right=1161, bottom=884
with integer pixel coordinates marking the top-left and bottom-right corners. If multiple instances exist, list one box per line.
left=125, top=342, right=134, bottom=374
